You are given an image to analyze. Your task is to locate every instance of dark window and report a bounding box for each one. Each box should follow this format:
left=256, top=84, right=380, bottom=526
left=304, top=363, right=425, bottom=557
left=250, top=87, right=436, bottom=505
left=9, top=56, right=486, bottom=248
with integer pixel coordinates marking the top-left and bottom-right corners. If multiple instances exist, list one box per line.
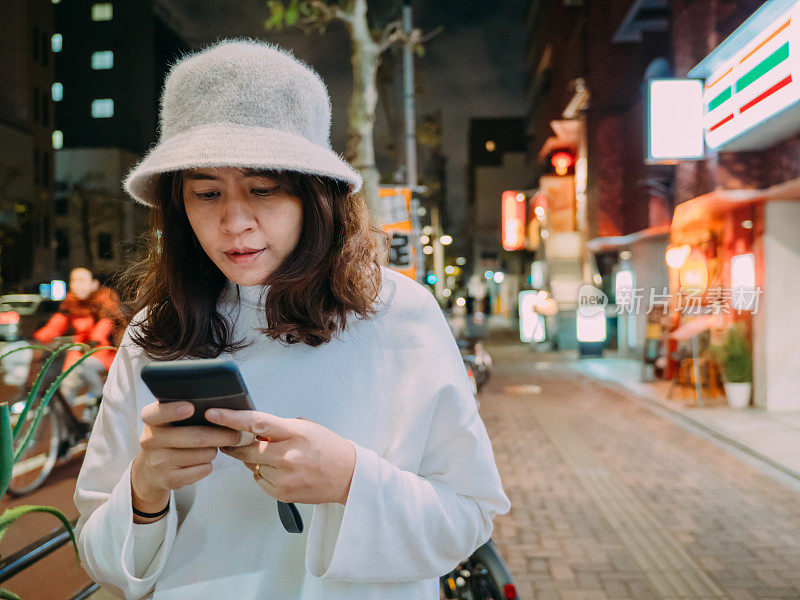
left=41, top=90, right=49, bottom=126
left=33, top=150, right=40, bottom=186
left=55, top=195, right=68, bottom=215
left=41, top=31, right=49, bottom=66
left=42, top=152, right=50, bottom=187
left=42, top=215, right=51, bottom=246
left=55, top=228, right=69, bottom=259
left=33, top=87, right=39, bottom=123
left=98, top=232, right=113, bottom=260
left=33, top=27, right=39, bottom=62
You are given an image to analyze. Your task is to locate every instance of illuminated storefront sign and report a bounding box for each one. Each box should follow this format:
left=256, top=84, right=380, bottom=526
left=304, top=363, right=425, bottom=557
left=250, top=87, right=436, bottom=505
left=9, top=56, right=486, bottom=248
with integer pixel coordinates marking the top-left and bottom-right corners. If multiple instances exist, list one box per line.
left=379, top=187, right=416, bottom=281
left=693, top=1, right=800, bottom=150
left=647, top=79, right=705, bottom=162
left=518, top=291, right=546, bottom=343
left=501, top=190, right=526, bottom=251
left=731, top=253, right=757, bottom=311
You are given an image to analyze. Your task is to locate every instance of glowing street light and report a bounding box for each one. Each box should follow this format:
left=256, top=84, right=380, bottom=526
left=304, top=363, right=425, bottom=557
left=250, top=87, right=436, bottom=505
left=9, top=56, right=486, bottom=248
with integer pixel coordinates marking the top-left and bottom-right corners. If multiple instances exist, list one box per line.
left=423, top=245, right=433, bottom=255
left=440, top=235, right=453, bottom=246
left=445, top=265, right=455, bottom=275
left=665, top=244, right=690, bottom=269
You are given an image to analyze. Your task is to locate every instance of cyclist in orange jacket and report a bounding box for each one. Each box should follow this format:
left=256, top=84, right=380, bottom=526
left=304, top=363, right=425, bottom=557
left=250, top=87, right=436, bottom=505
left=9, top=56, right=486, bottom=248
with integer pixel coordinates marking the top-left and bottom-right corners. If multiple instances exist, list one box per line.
left=33, top=267, right=125, bottom=402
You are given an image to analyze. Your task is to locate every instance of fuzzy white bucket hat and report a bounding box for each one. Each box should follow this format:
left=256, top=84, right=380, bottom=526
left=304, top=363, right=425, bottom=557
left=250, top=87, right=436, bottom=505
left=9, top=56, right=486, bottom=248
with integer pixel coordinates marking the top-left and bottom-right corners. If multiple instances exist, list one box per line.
left=123, top=39, right=362, bottom=207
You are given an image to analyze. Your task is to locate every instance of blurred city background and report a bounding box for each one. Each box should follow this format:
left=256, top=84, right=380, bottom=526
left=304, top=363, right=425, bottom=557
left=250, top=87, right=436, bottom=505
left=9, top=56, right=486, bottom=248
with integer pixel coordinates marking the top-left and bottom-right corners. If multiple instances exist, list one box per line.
left=2, top=0, right=800, bottom=598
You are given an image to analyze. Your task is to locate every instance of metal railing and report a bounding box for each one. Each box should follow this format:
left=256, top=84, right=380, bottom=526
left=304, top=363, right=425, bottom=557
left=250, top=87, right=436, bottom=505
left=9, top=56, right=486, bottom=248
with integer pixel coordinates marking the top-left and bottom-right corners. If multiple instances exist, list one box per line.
left=0, top=520, right=99, bottom=600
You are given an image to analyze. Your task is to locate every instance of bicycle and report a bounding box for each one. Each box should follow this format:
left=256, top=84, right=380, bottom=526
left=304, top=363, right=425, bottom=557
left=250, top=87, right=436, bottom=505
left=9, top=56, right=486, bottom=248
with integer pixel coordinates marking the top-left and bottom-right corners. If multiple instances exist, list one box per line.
left=4, top=339, right=106, bottom=496
left=440, top=538, right=518, bottom=599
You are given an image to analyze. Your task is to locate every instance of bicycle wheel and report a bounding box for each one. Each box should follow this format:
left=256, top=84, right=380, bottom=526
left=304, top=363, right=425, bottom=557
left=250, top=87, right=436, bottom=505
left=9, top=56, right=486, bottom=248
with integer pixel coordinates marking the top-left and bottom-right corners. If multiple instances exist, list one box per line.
left=440, top=539, right=518, bottom=600
left=6, top=401, right=62, bottom=496
left=440, top=559, right=502, bottom=600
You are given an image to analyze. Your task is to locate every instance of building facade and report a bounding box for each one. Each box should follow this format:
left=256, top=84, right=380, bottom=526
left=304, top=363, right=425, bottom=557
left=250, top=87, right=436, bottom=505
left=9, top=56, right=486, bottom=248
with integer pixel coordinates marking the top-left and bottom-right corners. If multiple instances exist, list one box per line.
left=0, top=0, right=57, bottom=291
left=51, top=0, right=186, bottom=282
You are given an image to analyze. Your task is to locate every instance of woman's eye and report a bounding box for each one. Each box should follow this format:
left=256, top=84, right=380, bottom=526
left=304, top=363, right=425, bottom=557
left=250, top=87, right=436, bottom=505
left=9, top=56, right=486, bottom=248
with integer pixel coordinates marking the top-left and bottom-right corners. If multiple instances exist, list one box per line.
left=194, top=191, right=219, bottom=200
left=252, top=187, right=279, bottom=197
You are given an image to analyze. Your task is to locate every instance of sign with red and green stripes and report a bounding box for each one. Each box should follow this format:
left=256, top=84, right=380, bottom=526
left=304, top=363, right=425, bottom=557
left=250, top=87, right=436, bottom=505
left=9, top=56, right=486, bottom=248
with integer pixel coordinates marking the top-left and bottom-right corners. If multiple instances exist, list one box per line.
left=703, top=2, right=800, bottom=149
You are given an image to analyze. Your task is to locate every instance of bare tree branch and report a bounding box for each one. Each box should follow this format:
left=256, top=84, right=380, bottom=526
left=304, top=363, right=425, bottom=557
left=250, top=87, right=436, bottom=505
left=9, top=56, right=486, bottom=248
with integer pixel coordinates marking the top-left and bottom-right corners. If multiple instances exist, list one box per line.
left=419, top=25, right=443, bottom=44
left=376, top=19, right=403, bottom=54
left=309, top=0, right=353, bottom=25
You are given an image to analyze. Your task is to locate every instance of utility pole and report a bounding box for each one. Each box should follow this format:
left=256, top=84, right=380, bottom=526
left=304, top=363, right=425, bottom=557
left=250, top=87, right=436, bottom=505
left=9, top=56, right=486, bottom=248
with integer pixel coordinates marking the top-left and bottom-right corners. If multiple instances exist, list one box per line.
left=402, top=1, right=425, bottom=285
left=431, top=204, right=445, bottom=300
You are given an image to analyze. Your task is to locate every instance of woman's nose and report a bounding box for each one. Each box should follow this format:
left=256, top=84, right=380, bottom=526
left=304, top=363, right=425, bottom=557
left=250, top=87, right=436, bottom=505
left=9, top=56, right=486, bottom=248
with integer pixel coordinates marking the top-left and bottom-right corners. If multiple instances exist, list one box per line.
left=220, top=195, right=256, bottom=234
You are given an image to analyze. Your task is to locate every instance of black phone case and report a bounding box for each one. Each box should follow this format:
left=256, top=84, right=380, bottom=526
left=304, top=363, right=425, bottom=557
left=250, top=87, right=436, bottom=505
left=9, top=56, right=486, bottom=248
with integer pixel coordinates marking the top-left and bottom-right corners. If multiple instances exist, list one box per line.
left=139, top=359, right=304, bottom=534
left=140, top=359, right=255, bottom=427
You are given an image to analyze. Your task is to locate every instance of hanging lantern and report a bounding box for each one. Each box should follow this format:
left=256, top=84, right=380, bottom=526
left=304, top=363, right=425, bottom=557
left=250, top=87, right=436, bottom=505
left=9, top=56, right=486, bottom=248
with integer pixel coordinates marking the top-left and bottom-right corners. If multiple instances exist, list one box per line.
left=551, top=151, right=575, bottom=176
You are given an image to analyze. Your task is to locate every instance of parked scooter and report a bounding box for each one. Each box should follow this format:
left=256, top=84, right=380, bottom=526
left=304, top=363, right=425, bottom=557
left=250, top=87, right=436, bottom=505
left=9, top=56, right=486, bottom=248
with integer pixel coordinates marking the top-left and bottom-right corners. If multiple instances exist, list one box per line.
left=458, top=338, right=492, bottom=392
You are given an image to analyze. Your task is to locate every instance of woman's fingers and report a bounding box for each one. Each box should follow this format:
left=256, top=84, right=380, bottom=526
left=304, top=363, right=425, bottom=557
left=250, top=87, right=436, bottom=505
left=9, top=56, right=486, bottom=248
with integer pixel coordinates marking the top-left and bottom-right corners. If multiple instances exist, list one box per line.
left=219, top=439, right=276, bottom=465
left=141, top=400, right=194, bottom=426
left=171, top=447, right=218, bottom=468
left=141, top=424, right=242, bottom=449
left=169, top=463, right=214, bottom=489
left=205, top=408, right=296, bottom=441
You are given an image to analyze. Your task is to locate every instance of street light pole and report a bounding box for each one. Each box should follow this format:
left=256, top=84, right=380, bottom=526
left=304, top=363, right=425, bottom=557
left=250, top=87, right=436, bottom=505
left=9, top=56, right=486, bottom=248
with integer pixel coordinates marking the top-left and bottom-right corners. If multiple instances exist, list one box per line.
left=402, top=1, right=425, bottom=285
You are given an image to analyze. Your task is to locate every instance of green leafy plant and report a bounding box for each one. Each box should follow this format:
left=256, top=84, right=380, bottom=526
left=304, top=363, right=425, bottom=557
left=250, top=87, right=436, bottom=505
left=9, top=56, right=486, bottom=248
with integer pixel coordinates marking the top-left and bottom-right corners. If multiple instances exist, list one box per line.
left=713, top=323, right=752, bottom=383
left=0, top=342, right=114, bottom=599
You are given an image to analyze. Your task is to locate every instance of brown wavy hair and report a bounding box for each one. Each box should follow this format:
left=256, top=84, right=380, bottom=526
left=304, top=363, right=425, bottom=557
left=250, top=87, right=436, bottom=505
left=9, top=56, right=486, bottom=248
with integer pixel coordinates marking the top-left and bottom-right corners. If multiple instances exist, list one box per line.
left=119, top=169, right=387, bottom=360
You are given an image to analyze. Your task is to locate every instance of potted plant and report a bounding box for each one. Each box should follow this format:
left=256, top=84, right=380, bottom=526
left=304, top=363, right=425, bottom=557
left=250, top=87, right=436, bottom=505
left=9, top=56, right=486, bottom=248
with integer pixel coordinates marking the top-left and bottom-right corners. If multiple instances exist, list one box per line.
left=0, top=342, right=112, bottom=599
left=714, top=323, right=752, bottom=408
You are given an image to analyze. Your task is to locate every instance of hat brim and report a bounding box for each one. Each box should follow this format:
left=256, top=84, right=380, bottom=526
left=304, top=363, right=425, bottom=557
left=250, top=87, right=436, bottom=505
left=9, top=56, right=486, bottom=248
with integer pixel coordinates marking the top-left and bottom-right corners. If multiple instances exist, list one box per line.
left=123, top=122, right=362, bottom=207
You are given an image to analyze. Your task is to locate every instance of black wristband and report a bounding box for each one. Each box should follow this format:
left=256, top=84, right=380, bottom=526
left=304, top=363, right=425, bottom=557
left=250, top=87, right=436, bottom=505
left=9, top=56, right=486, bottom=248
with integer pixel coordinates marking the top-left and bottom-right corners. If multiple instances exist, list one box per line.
left=132, top=502, right=169, bottom=519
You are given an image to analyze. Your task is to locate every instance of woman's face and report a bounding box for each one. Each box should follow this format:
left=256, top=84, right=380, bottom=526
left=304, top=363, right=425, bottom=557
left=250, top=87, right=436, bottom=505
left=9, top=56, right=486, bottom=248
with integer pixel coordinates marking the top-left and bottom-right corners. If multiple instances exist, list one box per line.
left=182, top=167, right=303, bottom=286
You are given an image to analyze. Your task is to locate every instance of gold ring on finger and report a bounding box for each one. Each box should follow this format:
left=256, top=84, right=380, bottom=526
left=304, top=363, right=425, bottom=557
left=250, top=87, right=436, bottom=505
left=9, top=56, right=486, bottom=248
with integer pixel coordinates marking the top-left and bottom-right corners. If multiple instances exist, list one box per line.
left=253, top=463, right=263, bottom=480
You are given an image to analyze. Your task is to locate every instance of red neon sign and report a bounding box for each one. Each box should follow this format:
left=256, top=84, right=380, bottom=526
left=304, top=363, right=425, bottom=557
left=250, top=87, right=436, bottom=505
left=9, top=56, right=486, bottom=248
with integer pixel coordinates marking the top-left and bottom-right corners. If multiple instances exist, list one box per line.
left=502, top=190, right=526, bottom=251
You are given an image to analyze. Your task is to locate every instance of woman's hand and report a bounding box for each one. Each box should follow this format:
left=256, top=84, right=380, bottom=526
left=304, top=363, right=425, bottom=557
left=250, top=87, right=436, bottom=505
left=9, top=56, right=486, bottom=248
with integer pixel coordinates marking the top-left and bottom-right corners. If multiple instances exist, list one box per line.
left=206, top=409, right=356, bottom=506
left=131, top=401, right=244, bottom=518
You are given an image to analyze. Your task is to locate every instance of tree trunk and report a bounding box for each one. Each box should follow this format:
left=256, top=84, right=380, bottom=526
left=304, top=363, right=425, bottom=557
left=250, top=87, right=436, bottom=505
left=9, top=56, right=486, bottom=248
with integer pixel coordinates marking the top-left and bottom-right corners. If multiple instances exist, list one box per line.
left=342, top=0, right=382, bottom=221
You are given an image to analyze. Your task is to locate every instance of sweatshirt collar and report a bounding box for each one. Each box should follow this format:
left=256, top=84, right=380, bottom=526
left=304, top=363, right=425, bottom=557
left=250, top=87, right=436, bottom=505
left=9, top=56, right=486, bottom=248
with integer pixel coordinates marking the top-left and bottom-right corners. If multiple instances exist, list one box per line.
left=224, top=280, right=269, bottom=309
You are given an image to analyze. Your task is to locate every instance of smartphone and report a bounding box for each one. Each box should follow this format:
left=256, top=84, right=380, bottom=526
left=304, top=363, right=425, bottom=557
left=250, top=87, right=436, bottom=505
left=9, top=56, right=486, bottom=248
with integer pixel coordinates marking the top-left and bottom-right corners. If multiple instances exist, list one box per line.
left=139, top=358, right=304, bottom=534
left=141, top=359, right=255, bottom=427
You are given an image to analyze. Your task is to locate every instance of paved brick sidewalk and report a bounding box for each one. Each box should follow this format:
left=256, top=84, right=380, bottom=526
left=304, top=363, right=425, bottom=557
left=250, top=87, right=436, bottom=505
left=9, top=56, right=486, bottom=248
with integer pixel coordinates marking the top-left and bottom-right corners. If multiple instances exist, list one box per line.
left=479, top=340, right=800, bottom=600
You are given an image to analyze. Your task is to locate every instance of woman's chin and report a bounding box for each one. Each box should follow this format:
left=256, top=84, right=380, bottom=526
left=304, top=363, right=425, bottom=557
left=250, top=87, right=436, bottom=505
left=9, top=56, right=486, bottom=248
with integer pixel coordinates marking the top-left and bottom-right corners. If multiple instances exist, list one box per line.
left=223, top=266, right=275, bottom=287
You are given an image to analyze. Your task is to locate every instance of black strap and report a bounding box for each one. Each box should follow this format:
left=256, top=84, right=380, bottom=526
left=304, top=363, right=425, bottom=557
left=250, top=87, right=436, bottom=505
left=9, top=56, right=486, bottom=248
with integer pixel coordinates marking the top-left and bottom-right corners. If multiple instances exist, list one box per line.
left=132, top=502, right=170, bottom=519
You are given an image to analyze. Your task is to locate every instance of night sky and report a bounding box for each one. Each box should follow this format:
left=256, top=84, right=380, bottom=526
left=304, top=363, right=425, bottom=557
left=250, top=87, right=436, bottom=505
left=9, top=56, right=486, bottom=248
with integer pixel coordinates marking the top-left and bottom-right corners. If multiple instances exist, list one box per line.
left=155, top=0, right=528, bottom=234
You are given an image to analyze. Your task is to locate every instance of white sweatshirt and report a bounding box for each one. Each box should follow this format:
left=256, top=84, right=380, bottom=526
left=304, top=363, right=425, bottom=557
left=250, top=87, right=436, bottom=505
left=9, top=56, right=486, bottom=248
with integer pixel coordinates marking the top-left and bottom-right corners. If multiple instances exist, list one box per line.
left=74, top=267, right=510, bottom=599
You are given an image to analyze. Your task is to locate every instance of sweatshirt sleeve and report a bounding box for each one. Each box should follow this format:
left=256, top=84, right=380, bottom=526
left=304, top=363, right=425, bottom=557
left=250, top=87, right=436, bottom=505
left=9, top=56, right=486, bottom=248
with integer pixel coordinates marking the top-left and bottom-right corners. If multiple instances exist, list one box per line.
left=73, top=335, right=179, bottom=599
left=304, top=291, right=510, bottom=582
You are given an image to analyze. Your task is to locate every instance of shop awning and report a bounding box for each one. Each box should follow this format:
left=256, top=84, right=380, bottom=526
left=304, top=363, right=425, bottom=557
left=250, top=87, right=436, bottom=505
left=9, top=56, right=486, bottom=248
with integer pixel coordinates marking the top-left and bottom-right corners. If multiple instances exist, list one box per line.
left=587, top=225, right=670, bottom=253
left=671, top=177, right=800, bottom=244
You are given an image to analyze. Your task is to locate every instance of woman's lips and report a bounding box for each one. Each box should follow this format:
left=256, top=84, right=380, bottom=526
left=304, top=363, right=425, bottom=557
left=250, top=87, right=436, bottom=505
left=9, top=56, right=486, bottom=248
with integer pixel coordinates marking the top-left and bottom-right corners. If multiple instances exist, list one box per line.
left=225, top=249, right=265, bottom=265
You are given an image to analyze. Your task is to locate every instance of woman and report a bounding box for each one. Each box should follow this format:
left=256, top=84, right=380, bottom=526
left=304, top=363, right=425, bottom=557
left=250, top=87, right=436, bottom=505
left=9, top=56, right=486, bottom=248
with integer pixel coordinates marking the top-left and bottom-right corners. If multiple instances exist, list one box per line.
left=74, top=39, right=509, bottom=600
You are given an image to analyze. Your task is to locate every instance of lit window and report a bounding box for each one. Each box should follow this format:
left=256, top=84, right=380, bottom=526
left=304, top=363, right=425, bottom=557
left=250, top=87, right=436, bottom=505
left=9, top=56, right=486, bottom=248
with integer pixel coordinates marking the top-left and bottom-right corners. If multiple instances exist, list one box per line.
left=52, top=0, right=61, bottom=3
left=52, top=130, right=63, bottom=150
left=91, top=51, right=113, bottom=70
left=51, top=83, right=63, bottom=102
left=91, top=99, right=114, bottom=118
left=91, top=3, right=113, bottom=21
left=51, top=34, right=62, bottom=53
